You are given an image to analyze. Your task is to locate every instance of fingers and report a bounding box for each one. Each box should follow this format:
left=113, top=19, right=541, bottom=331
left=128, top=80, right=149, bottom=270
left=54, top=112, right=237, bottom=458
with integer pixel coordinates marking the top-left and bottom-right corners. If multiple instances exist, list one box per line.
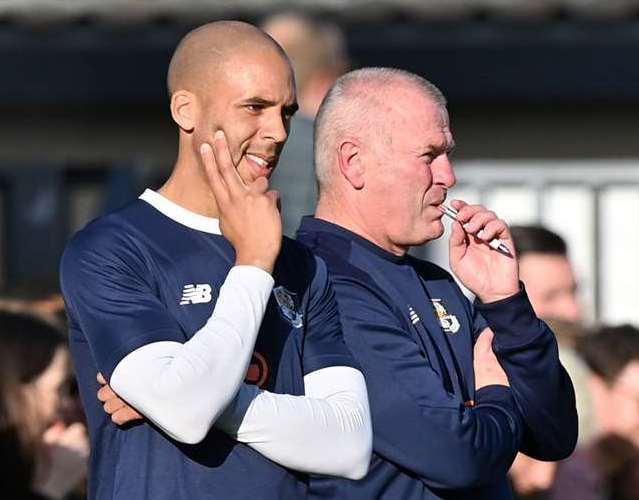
left=111, top=407, right=144, bottom=426
left=103, top=395, right=128, bottom=415
left=200, top=142, right=230, bottom=207
left=478, top=219, right=508, bottom=243
left=449, top=200, right=509, bottom=243
left=248, top=175, right=269, bottom=195
left=96, top=381, right=144, bottom=425
left=211, top=130, right=246, bottom=192
left=97, top=384, right=116, bottom=403
left=474, top=328, right=495, bottom=355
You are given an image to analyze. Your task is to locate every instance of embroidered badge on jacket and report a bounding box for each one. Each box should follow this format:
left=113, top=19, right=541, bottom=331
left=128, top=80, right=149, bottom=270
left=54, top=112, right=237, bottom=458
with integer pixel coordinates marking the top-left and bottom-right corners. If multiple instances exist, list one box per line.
left=273, top=286, right=304, bottom=328
left=431, top=299, right=461, bottom=334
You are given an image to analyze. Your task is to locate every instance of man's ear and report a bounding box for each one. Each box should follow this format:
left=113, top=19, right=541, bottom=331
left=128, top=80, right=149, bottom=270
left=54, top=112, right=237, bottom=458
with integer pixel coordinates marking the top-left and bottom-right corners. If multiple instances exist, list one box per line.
left=337, top=139, right=365, bottom=189
left=170, top=90, right=196, bottom=132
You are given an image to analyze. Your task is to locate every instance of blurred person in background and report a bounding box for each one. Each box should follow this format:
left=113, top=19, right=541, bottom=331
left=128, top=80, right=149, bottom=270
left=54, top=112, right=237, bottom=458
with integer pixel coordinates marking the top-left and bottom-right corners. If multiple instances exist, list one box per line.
left=0, top=311, right=89, bottom=500
left=262, top=12, right=349, bottom=236
left=548, top=325, right=639, bottom=500
left=0, top=279, right=67, bottom=329
left=510, top=225, right=581, bottom=323
left=509, top=225, right=592, bottom=499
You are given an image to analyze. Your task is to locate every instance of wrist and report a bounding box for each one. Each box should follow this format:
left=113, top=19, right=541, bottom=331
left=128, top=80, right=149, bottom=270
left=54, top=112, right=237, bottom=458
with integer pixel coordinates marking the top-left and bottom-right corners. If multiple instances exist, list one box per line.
left=476, top=284, right=521, bottom=304
left=234, top=254, right=275, bottom=274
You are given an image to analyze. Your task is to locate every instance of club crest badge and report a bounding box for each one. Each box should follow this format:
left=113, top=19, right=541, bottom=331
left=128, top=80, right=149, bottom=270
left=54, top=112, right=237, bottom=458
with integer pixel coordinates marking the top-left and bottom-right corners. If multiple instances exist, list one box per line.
left=273, top=286, right=304, bottom=329
left=431, top=299, right=461, bottom=334
left=245, top=352, right=270, bottom=388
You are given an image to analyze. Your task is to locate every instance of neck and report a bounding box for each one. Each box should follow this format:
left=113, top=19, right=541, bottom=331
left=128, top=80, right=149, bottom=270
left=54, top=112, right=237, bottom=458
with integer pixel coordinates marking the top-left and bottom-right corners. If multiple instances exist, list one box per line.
left=159, top=137, right=220, bottom=218
left=315, top=191, right=407, bottom=256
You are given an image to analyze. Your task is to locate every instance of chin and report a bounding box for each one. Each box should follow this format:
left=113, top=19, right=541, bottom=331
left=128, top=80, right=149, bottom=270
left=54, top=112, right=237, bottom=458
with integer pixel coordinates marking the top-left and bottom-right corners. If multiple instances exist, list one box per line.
left=416, top=220, right=445, bottom=245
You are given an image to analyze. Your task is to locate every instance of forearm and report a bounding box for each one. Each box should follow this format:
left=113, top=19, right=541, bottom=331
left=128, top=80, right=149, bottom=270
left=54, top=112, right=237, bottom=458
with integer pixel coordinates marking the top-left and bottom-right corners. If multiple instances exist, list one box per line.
left=371, top=383, right=522, bottom=490
left=476, top=288, right=578, bottom=459
left=110, top=266, right=273, bottom=444
left=216, top=366, right=372, bottom=480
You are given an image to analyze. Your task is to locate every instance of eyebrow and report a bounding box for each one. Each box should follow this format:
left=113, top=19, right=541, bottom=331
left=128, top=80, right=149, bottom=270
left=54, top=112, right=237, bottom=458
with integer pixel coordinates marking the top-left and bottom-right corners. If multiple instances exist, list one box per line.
left=238, top=97, right=299, bottom=114
left=423, top=140, right=456, bottom=155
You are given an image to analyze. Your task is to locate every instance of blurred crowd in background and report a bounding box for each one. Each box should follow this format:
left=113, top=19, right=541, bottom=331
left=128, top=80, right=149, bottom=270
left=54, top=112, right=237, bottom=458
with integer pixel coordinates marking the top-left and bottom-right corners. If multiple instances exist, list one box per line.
left=2, top=1, right=639, bottom=498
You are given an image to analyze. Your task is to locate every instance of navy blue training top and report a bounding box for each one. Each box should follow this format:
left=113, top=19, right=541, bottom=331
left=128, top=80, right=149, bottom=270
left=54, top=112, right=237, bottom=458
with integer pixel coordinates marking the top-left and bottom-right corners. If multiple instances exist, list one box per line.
left=59, top=196, right=357, bottom=500
left=297, top=216, right=577, bottom=500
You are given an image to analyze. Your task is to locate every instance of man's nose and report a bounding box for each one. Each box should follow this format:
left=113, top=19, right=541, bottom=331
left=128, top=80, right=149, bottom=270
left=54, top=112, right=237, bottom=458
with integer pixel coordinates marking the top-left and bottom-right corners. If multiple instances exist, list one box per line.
left=262, top=112, right=288, bottom=144
left=434, top=154, right=456, bottom=189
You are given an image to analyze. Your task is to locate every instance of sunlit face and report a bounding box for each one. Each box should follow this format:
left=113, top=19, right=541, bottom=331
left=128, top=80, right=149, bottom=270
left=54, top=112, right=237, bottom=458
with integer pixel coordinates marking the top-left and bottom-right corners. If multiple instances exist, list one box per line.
left=361, top=88, right=456, bottom=254
left=23, top=347, right=69, bottom=432
left=518, top=253, right=582, bottom=322
left=194, top=47, right=297, bottom=183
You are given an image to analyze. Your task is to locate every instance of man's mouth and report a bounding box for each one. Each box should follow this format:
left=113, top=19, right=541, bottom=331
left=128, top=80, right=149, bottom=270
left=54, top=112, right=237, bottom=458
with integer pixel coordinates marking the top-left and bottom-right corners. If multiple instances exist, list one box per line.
left=246, top=153, right=276, bottom=168
left=245, top=153, right=278, bottom=176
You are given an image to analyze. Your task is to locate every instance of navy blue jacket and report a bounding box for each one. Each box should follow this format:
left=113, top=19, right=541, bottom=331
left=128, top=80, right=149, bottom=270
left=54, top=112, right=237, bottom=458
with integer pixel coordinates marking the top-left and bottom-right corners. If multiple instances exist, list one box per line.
left=298, top=217, right=577, bottom=500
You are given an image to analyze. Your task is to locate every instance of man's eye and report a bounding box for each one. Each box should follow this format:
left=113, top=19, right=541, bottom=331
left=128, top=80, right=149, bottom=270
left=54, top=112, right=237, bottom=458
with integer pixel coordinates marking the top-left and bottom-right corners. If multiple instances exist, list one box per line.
left=422, top=153, right=436, bottom=163
left=245, top=104, right=262, bottom=112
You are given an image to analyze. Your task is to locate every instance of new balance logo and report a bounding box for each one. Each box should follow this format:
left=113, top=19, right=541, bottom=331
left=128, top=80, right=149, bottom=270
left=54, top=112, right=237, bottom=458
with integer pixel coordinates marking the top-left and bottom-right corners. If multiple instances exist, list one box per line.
left=180, top=284, right=212, bottom=305
left=408, top=306, right=420, bottom=325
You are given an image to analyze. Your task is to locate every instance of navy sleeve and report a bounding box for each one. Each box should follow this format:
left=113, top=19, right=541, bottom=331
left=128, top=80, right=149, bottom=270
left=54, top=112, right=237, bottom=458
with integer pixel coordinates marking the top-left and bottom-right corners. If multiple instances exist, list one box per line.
left=60, top=227, right=186, bottom=380
left=331, top=274, right=524, bottom=490
left=301, top=255, right=359, bottom=375
left=475, top=286, right=578, bottom=460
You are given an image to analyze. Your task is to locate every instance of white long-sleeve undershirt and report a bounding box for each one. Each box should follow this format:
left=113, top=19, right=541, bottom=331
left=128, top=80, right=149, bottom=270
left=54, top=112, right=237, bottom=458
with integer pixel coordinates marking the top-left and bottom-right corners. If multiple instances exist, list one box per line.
left=110, top=265, right=273, bottom=444
left=109, top=265, right=372, bottom=479
left=217, top=366, right=372, bottom=480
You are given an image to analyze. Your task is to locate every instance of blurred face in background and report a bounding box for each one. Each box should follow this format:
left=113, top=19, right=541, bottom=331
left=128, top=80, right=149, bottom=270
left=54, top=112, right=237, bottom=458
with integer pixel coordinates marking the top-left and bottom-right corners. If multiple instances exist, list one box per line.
left=518, top=253, right=582, bottom=322
left=23, top=347, right=69, bottom=433
left=589, top=360, right=639, bottom=447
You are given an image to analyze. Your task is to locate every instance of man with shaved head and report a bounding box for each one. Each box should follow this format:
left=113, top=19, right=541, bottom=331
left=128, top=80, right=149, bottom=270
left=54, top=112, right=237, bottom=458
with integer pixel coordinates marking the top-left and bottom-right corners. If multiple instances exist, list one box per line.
left=60, top=21, right=371, bottom=500
left=296, top=68, right=578, bottom=499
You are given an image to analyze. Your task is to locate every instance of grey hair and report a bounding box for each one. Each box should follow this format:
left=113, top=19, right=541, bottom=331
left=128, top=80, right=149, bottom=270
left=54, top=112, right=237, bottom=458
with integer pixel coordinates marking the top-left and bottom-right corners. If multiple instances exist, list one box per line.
left=313, top=67, right=446, bottom=190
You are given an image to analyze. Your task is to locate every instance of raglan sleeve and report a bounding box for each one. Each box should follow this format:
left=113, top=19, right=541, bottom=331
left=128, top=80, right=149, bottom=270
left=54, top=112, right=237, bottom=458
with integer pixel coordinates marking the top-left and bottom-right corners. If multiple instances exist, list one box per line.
left=60, top=228, right=185, bottom=380
left=301, top=254, right=360, bottom=374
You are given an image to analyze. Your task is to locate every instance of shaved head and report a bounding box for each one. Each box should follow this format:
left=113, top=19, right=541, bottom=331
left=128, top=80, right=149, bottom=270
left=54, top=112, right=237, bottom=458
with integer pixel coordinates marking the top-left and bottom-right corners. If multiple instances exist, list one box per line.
left=167, top=21, right=290, bottom=96
left=165, top=20, right=297, bottom=188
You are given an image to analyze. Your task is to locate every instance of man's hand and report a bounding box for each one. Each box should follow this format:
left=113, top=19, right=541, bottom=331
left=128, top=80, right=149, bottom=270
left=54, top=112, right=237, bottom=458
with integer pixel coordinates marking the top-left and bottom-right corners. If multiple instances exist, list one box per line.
left=448, top=200, right=519, bottom=303
left=200, top=131, right=282, bottom=274
left=97, top=373, right=144, bottom=426
left=474, top=329, right=509, bottom=390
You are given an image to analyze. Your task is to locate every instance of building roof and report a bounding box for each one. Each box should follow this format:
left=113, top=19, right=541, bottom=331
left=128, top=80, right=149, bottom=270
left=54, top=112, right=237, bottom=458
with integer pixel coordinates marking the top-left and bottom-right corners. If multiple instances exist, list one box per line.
left=1, top=0, right=639, bottom=25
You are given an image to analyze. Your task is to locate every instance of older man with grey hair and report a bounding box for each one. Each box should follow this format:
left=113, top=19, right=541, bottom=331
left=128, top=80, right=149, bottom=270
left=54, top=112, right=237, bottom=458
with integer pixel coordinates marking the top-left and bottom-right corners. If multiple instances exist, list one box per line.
left=297, top=67, right=578, bottom=499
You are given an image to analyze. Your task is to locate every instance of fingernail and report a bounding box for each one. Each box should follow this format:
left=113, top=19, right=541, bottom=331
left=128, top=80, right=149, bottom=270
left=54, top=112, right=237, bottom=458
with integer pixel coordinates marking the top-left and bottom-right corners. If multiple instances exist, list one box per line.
left=214, top=130, right=225, bottom=140
left=200, top=143, right=212, bottom=154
